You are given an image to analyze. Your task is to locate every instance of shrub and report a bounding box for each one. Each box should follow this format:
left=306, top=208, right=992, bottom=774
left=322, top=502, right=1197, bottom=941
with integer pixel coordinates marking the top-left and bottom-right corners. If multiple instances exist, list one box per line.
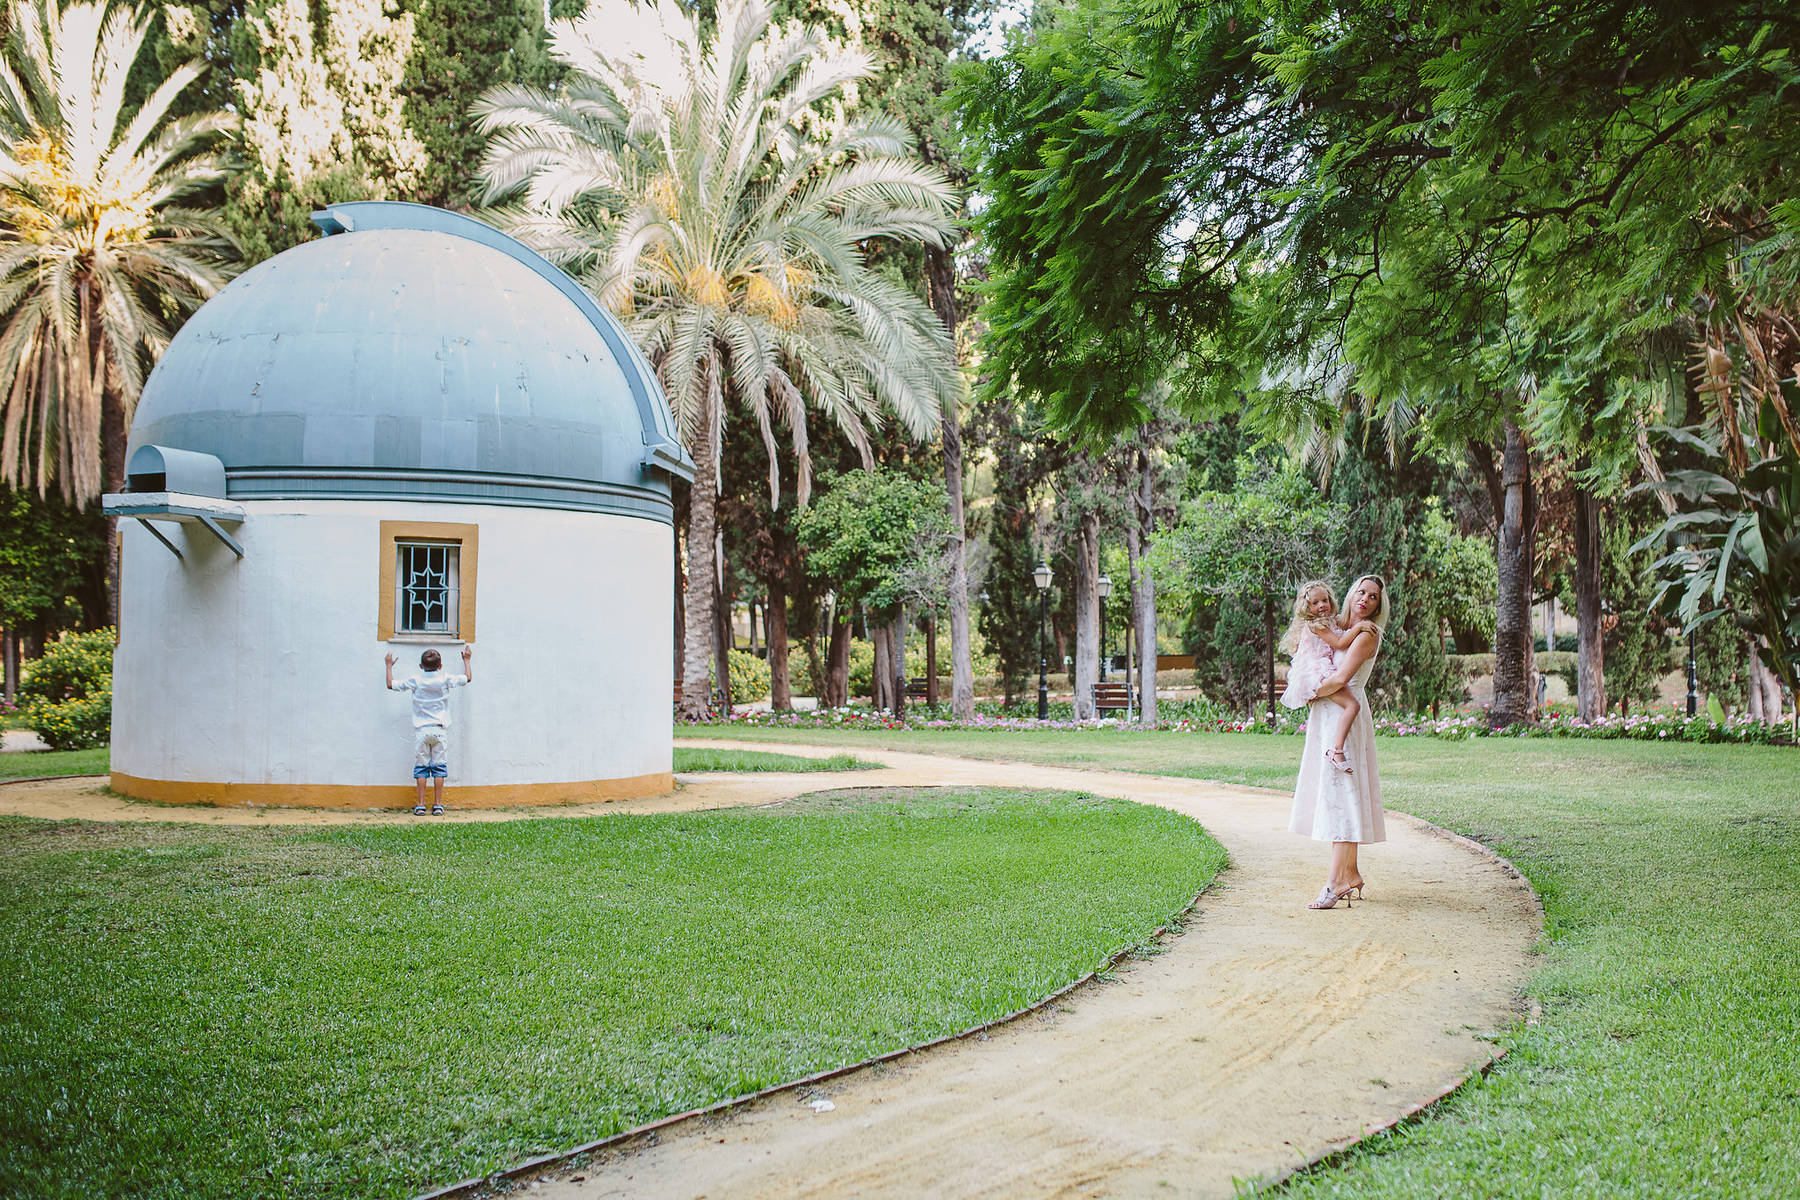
left=26, top=694, right=111, bottom=751
left=847, top=638, right=874, bottom=696
left=22, top=627, right=114, bottom=750
left=708, top=649, right=770, bottom=704
left=729, top=650, right=771, bottom=703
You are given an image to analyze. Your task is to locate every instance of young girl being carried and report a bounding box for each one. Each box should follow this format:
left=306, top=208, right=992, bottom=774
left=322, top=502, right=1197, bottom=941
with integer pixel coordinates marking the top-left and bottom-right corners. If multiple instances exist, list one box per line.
left=1279, top=580, right=1378, bottom=774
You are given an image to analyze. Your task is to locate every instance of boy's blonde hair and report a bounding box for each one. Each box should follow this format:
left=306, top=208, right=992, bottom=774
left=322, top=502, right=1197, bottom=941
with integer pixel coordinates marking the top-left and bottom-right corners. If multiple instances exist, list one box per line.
left=1279, top=580, right=1336, bottom=654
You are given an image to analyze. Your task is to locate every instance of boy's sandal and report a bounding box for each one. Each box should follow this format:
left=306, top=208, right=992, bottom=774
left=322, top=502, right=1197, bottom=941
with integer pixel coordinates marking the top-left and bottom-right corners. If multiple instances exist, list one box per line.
left=412, top=804, right=428, bottom=815
left=431, top=804, right=445, bottom=816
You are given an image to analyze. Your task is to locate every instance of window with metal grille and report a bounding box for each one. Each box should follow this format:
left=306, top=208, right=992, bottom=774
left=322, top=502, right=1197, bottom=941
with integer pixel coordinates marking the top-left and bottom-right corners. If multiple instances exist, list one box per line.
left=396, top=542, right=460, bottom=636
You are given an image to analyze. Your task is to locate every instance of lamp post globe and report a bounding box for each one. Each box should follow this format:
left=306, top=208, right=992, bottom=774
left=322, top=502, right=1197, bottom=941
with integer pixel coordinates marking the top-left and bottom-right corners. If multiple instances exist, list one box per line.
left=1034, top=562, right=1052, bottom=720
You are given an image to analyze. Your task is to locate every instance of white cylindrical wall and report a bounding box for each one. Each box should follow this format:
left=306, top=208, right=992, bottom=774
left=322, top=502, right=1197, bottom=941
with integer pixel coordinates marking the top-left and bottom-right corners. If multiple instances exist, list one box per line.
left=111, top=499, right=674, bottom=805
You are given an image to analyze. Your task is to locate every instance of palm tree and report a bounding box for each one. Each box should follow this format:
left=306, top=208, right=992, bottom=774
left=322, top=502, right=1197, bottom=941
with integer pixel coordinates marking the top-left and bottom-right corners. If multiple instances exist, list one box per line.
left=0, top=0, right=237, bottom=615
left=474, top=0, right=960, bottom=718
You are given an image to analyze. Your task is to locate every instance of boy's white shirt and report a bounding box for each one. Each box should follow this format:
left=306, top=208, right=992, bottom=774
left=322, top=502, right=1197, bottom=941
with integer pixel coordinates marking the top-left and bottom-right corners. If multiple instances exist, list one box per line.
left=394, top=669, right=470, bottom=728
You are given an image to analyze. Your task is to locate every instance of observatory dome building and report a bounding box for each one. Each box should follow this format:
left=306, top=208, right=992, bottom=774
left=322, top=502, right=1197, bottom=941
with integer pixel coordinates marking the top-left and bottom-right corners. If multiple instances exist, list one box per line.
left=105, top=202, right=693, bottom=807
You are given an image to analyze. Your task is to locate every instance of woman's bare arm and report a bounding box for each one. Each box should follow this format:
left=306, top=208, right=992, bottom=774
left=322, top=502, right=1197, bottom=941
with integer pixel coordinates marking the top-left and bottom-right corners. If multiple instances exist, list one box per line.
left=1312, top=630, right=1378, bottom=698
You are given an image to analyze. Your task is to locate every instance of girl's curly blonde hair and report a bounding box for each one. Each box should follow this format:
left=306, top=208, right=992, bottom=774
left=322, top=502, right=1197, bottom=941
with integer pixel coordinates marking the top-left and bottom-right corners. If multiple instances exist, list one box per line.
left=1278, top=580, right=1337, bottom=654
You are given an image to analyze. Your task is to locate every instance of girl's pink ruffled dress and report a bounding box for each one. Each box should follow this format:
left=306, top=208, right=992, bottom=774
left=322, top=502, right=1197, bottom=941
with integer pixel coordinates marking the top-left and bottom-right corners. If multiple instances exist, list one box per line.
left=1280, top=625, right=1336, bottom=709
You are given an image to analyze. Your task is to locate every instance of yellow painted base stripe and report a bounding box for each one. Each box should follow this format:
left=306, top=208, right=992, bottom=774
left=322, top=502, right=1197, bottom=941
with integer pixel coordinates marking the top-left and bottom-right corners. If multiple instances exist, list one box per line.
left=109, top=771, right=675, bottom=810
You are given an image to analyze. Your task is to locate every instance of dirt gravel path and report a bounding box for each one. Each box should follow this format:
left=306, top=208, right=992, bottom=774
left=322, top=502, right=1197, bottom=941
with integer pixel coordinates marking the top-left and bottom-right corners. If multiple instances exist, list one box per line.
left=520, top=741, right=1540, bottom=1199
left=0, top=741, right=1540, bottom=1198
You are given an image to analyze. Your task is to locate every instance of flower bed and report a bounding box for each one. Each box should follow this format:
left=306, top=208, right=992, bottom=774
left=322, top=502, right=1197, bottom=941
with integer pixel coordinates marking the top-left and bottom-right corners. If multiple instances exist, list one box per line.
left=681, top=700, right=1793, bottom=745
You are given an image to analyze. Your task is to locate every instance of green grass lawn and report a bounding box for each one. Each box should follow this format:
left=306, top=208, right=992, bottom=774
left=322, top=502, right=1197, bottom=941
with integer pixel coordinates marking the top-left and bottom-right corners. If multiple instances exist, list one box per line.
left=0, top=786, right=1222, bottom=1200
left=690, top=727, right=1800, bottom=1196
left=671, top=746, right=872, bottom=772
left=0, top=746, right=107, bottom=780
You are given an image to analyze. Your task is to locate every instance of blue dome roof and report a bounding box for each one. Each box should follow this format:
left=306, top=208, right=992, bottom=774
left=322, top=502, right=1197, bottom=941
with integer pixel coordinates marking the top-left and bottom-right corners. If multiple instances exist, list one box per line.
left=130, top=202, right=691, bottom=519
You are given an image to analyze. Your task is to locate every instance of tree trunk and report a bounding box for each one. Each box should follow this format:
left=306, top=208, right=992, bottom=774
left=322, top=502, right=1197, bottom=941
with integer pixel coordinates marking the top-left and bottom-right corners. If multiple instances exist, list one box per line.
left=679, top=381, right=719, bottom=719
left=1573, top=482, right=1605, bottom=721
left=925, top=612, right=938, bottom=706
left=1125, top=531, right=1142, bottom=719
left=802, top=622, right=824, bottom=704
left=926, top=244, right=976, bottom=721
left=1137, top=574, right=1159, bottom=724
left=1123, top=527, right=1137, bottom=717
left=1123, top=579, right=1135, bottom=716
left=767, top=575, right=791, bottom=711
left=714, top=533, right=732, bottom=714
left=871, top=619, right=891, bottom=710
left=2, top=628, right=15, bottom=706
left=1488, top=418, right=1538, bottom=727
left=826, top=615, right=850, bottom=708
left=1748, top=635, right=1765, bottom=723
left=1134, top=448, right=1158, bottom=723
left=891, top=608, right=908, bottom=716
left=89, top=280, right=127, bottom=629
left=672, top=532, right=686, bottom=705
left=1072, top=510, right=1100, bottom=719
left=102, top=411, right=127, bottom=630
left=1750, top=637, right=1783, bottom=722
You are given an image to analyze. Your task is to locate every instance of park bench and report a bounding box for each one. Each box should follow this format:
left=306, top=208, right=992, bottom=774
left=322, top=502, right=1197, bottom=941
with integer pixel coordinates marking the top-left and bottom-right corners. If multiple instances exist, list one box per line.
left=905, top=676, right=932, bottom=701
left=1092, top=681, right=1132, bottom=715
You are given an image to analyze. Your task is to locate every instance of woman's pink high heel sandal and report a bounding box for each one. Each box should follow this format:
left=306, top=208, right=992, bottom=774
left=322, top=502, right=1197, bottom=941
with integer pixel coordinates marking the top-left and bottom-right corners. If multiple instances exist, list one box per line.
left=1307, top=882, right=1355, bottom=910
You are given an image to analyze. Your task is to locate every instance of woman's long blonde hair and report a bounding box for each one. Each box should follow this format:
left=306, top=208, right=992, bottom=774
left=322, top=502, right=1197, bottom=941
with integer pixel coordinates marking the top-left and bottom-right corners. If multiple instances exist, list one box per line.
left=1279, top=580, right=1336, bottom=655
left=1340, top=573, right=1391, bottom=633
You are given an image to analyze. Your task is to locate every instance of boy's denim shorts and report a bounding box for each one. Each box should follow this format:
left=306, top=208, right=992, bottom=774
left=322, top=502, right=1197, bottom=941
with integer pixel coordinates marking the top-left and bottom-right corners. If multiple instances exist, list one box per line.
left=413, top=726, right=449, bottom=778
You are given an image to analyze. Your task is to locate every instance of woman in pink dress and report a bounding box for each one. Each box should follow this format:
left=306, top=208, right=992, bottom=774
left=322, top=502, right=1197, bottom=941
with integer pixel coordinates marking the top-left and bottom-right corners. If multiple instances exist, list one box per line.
left=1289, top=574, right=1390, bottom=910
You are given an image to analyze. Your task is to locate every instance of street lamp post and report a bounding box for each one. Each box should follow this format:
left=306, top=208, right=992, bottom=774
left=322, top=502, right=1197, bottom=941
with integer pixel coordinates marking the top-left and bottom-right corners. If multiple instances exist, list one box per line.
left=1034, top=561, right=1052, bottom=720
left=1687, top=627, right=1699, bottom=717
left=1097, top=574, right=1113, bottom=683
left=1684, top=551, right=1701, bottom=718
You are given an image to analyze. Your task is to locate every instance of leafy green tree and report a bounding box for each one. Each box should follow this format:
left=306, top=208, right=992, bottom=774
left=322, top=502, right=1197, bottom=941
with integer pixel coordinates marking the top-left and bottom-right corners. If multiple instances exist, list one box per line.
left=784, top=0, right=1002, bottom=719
left=1639, top=401, right=1800, bottom=728
left=962, top=0, right=1800, bottom=436
left=0, top=490, right=107, bottom=632
left=1596, top=506, right=1673, bottom=714
left=957, top=0, right=1800, bottom=724
left=399, top=0, right=556, bottom=210
left=1046, top=449, right=1122, bottom=718
left=795, top=467, right=951, bottom=709
left=221, top=0, right=425, bottom=259
left=1322, top=437, right=1473, bottom=713
left=475, top=0, right=960, bottom=719
left=970, top=393, right=1051, bottom=705
left=1691, top=610, right=1751, bottom=713
left=0, top=0, right=238, bottom=622
left=0, top=488, right=107, bottom=701
left=1159, top=460, right=1346, bottom=719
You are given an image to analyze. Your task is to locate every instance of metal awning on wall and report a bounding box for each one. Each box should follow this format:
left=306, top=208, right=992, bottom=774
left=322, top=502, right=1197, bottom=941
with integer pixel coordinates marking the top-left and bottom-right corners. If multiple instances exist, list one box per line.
left=100, top=446, right=246, bottom=560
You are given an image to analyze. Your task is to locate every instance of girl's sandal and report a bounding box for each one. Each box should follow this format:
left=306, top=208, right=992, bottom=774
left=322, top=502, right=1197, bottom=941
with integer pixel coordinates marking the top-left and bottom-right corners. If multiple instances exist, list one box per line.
left=431, top=804, right=445, bottom=816
left=1325, top=748, right=1354, bottom=774
left=412, top=804, right=428, bottom=816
